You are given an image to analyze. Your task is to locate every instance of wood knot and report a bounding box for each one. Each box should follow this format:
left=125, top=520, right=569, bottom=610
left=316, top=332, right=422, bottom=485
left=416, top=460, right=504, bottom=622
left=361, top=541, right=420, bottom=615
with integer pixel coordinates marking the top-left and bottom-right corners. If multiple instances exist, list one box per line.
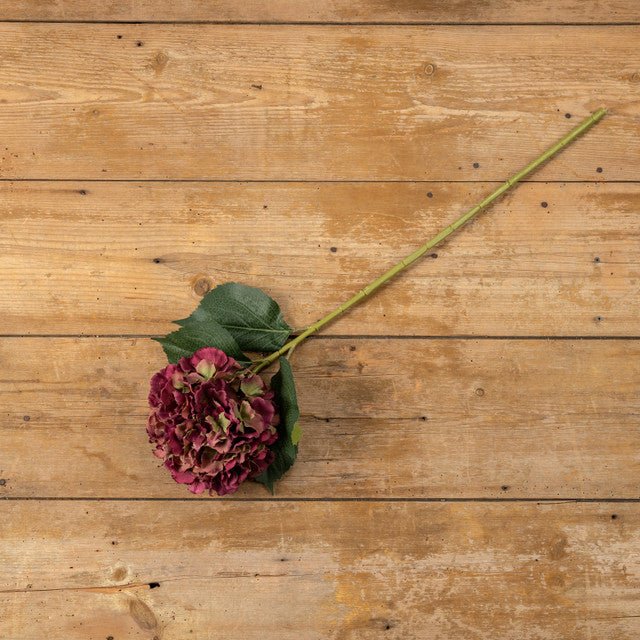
left=128, top=596, right=158, bottom=631
left=112, top=566, right=128, bottom=582
left=475, top=387, right=485, bottom=397
left=423, top=62, right=436, bottom=76
left=193, top=276, right=212, bottom=296
left=152, top=51, right=169, bottom=74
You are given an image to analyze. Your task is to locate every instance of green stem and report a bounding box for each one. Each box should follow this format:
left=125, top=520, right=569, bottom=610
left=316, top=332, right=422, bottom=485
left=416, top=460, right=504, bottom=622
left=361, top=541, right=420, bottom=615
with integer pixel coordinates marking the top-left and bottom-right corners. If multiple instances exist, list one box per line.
left=253, top=108, right=607, bottom=374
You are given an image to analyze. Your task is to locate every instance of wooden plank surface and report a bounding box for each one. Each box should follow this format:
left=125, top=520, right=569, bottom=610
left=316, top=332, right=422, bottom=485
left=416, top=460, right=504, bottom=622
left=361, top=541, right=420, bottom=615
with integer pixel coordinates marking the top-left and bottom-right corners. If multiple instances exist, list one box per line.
left=2, top=181, right=638, bottom=337
left=1, top=7, right=638, bottom=639
left=1, top=337, right=638, bottom=499
left=2, top=500, right=638, bottom=639
left=1, top=0, right=639, bottom=24
left=0, top=25, right=637, bottom=181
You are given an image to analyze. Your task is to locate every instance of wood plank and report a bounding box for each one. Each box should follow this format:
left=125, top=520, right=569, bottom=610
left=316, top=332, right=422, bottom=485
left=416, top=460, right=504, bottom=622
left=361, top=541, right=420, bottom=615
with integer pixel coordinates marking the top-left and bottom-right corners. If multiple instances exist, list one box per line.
left=1, top=181, right=638, bottom=336
left=1, top=0, right=638, bottom=24
left=1, top=337, right=638, bottom=498
left=0, top=25, right=637, bottom=180
left=1, top=500, right=639, bottom=638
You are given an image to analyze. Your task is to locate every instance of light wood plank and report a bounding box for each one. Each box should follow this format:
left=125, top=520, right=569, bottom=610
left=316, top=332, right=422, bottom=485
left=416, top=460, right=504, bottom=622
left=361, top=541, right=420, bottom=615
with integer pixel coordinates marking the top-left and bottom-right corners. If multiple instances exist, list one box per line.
left=1, top=337, right=638, bottom=498
left=0, top=0, right=638, bottom=23
left=1, top=500, right=639, bottom=638
left=0, top=25, right=637, bottom=180
left=1, top=181, right=638, bottom=336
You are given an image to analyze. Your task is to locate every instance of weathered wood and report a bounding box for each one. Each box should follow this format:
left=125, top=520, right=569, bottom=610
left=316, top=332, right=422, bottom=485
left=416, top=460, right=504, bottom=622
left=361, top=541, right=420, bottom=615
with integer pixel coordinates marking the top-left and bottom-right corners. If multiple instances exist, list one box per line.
left=1, top=500, right=638, bottom=639
left=1, top=337, right=638, bottom=498
left=2, top=181, right=638, bottom=336
left=0, top=7, right=637, bottom=640
left=0, top=25, right=637, bottom=180
left=0, top=0, right=638, bottom=23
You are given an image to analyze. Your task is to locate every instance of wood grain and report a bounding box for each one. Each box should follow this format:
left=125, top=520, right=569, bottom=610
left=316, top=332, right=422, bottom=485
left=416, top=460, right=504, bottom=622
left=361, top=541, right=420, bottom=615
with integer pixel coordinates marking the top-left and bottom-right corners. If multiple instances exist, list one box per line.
left=1, top=5, right=638, bottom=639
left=1, top=337, right=638, bottom=499
left=2, top=181, right=639, bottom=337
left=0, top=25, right=637, bottom=180
left=1, top=500, right=638, bottom=639
left=1, top=0, right=638, bottom=23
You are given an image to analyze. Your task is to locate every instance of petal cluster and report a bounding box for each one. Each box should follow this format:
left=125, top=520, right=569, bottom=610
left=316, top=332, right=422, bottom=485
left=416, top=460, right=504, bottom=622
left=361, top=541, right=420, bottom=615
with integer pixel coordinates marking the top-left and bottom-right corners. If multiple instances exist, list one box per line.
left=147, top=347, right=278, bottom=496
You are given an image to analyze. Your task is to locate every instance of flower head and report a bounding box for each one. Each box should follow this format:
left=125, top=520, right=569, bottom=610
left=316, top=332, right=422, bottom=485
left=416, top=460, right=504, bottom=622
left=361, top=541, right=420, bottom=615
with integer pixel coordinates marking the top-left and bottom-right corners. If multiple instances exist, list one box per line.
left=147, top=347, right=278, bottom=496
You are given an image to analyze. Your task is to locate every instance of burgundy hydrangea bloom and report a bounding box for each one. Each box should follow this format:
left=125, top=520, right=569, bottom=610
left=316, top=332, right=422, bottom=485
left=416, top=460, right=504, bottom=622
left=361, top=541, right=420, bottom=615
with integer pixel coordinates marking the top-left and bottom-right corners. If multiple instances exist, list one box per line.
left=147, top=347, right=279, bottom=496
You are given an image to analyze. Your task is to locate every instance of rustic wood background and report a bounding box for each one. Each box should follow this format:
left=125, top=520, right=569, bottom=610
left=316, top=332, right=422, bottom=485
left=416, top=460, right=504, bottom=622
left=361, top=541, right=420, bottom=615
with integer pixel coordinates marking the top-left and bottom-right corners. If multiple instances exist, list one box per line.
left=1, top=2, right=639, bottom=638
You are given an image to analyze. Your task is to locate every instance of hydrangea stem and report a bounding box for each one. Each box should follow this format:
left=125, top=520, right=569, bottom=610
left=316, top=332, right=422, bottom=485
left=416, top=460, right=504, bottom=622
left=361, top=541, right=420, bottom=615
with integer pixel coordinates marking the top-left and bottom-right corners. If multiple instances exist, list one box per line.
left=253, top=108, right=607, bottom=374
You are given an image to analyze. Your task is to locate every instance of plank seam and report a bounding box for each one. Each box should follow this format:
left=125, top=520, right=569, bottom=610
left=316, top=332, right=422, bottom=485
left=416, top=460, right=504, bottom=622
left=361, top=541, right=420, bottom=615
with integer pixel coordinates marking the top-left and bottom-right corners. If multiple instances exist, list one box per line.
left=0, top=179, right=635, bottom=185
left=0, top=21, right=639, bottom=26
left=2, top=335, right=638, bottom=340
left=1, top=497, right=638, bottom=503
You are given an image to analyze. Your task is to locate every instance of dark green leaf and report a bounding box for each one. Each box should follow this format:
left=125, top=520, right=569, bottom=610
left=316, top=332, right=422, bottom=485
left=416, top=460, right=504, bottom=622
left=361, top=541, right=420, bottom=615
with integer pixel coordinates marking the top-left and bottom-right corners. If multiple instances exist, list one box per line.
left=254, top=357, right=301, bottom=493
left=154, top=320, right=250, bottom=365
left=176, top=283, right=291, bottom=353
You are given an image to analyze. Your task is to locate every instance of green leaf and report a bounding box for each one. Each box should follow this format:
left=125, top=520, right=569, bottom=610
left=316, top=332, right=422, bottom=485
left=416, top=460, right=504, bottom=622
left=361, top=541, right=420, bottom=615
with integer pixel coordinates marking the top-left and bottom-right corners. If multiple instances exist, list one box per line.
left=175, top=283, right=291, bottom=353
left=154, top=320, right=250, bottom=365
left=254, top=357, right=300, bottom=493
left=291, top=423, right=302, bottom=446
